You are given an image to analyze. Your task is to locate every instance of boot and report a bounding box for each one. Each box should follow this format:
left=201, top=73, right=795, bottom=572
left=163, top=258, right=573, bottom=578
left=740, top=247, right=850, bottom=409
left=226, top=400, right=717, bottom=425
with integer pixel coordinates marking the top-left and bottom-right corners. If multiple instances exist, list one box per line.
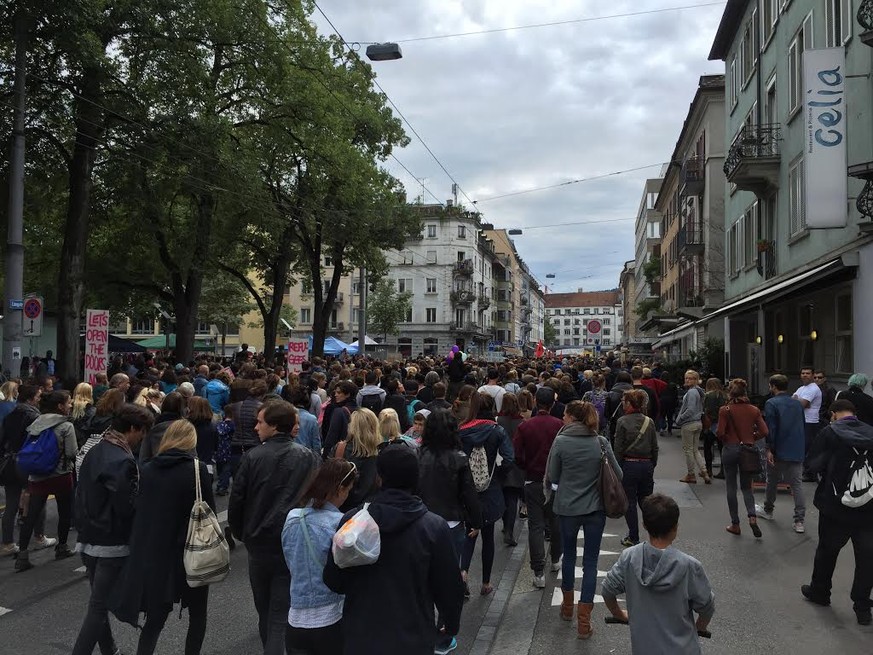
left=679, top=474, right=697, bottom=484
left=14, top=551, right=33, bottom=572
left=55, top=543, right=74, bottom=560
left=577, top=602, right=594, bottom=640
left=560, top=590, right=574, bottom=621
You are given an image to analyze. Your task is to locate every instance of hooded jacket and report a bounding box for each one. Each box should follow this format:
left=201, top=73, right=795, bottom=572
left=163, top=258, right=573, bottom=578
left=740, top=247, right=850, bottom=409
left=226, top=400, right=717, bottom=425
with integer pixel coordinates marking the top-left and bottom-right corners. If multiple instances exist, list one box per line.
left=24, top=413, right=77, bottom=480
left=137, top=411, right=182, bottom=463
left=808, top=417, right=873, bottom=522
left=417, top=447, right=482, bottom=528
left=601, top=543, right=715, bottom=655
left=204, top=378, right=230, bottom=415
left=0, top=402, right=40, bottom=455
left=323, top=489, right=464, bottom=655
left=458, top=419, right=514, bottom=522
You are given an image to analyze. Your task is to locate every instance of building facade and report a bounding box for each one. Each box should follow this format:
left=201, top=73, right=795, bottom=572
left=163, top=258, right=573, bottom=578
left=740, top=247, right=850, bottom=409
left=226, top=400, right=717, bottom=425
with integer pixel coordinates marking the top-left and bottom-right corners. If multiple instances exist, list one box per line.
left=708, top=0, right=873, bottom=393
left=619, top=260, right=636, bottom=347
left=544, top=290, right=623, bottom=352
left=631, top=174, right=665, bottom=343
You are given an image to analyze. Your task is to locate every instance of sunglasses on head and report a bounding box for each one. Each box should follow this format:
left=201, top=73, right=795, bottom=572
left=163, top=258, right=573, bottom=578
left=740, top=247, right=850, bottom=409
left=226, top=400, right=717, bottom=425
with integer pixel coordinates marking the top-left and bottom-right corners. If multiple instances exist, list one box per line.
left=340, top=461, right=358, bottom=486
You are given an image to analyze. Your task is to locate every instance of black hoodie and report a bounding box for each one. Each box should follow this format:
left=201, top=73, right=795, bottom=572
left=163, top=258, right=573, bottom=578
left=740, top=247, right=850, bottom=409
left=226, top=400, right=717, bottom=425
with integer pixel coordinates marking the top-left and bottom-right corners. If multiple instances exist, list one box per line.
left=809, top=417, right=873, bottom=522
left=323, top=488, right=464, bottom=655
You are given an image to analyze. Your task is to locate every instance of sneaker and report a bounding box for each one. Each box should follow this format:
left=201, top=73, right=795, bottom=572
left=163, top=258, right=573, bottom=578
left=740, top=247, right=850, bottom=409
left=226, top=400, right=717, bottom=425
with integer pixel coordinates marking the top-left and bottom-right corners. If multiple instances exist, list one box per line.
left=503, top=531, right=517, bottom=547
left=755, top=505, right=774, bottom=520
left=32, top=536, right=58, bottom=550
left=801, top=584, right=830, bottom=606
left=434, top=637, right=458, bottom=654
left=550, top=556, right=562, bottom=573
left=793, top=521, right=805, bottom=534
left=533, top=574, right=546, bottom=589
left=856, top=609, right=872, bottom=626
left=0, top=543, right=19, bottom=557
left=54, top=544, right=75, bottom=560
left=14, top=554, right=33, bottom=572
left=620, top=537, right=638, bottom=548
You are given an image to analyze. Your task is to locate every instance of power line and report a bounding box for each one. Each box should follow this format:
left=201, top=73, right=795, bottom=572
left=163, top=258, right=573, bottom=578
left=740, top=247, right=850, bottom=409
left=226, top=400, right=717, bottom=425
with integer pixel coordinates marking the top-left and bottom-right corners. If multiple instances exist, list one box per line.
left=353, top=2, right=727, bottom=44
left=475, top=163, right=667, bottom=203
left=313, top=1, right=478, bottom=209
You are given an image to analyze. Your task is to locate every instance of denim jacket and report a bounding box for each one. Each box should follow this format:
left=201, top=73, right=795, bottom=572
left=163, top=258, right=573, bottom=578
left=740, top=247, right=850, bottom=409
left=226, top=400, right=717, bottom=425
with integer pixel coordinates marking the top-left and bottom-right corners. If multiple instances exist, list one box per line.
left=282, top=503, right=344, bottom=609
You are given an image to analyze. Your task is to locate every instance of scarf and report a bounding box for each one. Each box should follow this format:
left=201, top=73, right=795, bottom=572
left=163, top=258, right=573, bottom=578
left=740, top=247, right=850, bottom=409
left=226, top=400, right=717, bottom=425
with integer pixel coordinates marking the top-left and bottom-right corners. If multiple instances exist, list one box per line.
left=102, top=428, right=133, bottom=456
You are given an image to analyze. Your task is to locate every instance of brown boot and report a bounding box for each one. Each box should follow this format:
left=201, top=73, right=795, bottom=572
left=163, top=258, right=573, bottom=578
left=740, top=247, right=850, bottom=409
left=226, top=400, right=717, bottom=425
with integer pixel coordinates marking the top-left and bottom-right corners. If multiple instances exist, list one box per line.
left=679, top=474, right=697, bottom=484
left=560, top=590, right=574, bottom=621
left=577, top=602, right=594, bottom=639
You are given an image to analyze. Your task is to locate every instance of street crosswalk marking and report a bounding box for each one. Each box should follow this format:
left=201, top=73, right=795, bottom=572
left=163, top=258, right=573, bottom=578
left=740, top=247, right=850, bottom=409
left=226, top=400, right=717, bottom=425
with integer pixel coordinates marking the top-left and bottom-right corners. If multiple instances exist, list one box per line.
left=0, top=607, right=12, bottom=617
left=550, top=590, right=612, bottom=606
left=74, top=566, right=86, bottom=573
left=550, top=531, right=623, bottom=606
left=577, top=548, right=619, bottom=556
left=557, top=567, right=609, bottom=580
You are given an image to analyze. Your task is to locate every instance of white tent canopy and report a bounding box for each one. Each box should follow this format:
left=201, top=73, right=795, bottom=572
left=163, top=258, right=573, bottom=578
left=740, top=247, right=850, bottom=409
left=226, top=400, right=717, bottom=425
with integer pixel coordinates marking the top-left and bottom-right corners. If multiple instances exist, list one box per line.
left=348, top=335, right=379, bottom=347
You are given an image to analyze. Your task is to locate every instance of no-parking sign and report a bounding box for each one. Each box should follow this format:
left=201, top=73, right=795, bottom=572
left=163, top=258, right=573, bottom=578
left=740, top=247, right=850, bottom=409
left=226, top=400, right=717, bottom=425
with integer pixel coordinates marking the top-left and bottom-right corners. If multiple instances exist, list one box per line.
left=22, top=296, right=43, bottom=337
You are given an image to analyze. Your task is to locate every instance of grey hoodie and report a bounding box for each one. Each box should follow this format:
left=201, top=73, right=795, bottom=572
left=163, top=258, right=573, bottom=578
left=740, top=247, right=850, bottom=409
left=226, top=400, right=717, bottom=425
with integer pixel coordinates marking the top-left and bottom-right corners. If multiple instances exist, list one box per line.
left=25, top=413, right=77, bottom=480
left=675, top=386, right=704, bottom=427
left=602, top=542, right=715, bottom=655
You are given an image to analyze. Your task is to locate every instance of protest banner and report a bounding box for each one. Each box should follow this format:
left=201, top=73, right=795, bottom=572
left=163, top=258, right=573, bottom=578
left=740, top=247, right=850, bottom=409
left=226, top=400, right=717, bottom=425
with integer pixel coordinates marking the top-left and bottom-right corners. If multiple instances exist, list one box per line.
left=84, top=309, right=109, bottom=384
left=287, top=339, right=308, bottom=374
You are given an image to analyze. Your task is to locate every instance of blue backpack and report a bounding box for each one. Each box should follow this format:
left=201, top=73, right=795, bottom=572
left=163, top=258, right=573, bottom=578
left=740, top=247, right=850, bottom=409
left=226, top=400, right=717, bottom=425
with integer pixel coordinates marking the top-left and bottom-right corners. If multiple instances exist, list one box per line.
left=17, top=426, right=61, bottom=476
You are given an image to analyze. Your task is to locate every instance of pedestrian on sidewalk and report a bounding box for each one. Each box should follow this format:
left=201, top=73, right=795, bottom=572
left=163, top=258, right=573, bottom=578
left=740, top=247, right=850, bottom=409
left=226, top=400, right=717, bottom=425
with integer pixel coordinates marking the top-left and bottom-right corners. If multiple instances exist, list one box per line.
left=658, top=372, right=679, bottom=437
left=514, top=387, right=564, bottom=587
left=71, top=404, right=154, bottom=655
left=228, top=401, right=320, bottom=654
left=793, top=367, right=822, bottom=481
left=602, top=493, right=715, bottom=655
left=836, top=373, right=873, bottom=426
left=677, top=370, right=710, bottom=484
left=547, top=400, right=622, bottom=639
left=613, top=390, right=658, bottom=548
left=801, top=399, right=873, bottom=625
left=496, top=393, right=525, bottom=546
left=324, top=445, right=465, bottom=655
left=758, top=374, right=806, bottom=533
left=702, top=378, right=727, bottom=479
left=716, top=379, right=768, bottom=538
left=109, top=420, right=214, bottom=655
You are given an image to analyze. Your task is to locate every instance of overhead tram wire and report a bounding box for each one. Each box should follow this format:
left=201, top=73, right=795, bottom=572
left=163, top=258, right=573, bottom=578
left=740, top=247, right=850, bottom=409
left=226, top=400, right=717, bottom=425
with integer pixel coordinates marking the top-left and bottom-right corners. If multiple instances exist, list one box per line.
left=313, top=1, right=479, bottom=210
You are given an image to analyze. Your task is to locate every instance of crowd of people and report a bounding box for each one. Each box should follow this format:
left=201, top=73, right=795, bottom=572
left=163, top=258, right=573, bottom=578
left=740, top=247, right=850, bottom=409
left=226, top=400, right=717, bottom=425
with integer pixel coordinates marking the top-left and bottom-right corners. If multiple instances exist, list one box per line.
left=0, top=346, right=871, bottom=654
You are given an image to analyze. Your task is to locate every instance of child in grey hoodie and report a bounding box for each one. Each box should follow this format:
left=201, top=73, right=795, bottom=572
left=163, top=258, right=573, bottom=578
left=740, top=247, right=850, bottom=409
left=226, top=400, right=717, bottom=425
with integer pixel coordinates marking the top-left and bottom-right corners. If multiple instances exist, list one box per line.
left=602, top=493, right=715, bottom=654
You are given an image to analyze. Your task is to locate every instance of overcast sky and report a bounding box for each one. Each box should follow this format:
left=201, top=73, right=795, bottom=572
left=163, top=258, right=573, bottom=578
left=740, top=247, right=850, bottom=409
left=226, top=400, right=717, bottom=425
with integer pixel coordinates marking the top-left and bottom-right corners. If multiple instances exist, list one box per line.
left=312, top=1, right=727, bottom=293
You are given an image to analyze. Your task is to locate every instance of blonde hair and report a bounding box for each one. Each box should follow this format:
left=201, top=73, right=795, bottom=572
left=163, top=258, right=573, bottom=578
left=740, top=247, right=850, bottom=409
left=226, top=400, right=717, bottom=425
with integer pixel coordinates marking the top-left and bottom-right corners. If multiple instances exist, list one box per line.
left=378, top=408, right=402, bottom=442
left=348, top=408, right=381, bottom=458
left=134, top=387, right=150, bottom=407
left=158, top=419, right=197, bottom=454
left=71, top=382, right=93, bottom=421
left=0, top=380, right=19, bottom=402
left=684, top=370, right=700, bottom=383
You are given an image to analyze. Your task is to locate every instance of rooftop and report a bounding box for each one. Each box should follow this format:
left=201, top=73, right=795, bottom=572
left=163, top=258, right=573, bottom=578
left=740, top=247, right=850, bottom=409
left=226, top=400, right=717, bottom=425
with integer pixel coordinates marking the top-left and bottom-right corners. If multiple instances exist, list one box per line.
left=545, top=290, right=620, bottom=308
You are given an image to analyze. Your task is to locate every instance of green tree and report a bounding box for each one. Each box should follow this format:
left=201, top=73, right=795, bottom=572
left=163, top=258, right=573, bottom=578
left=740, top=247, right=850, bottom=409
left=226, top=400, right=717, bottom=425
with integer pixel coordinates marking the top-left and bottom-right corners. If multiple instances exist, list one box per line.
left=543, top=319, right=557, bottom=347
left=367, top=278, right=411, bottom=342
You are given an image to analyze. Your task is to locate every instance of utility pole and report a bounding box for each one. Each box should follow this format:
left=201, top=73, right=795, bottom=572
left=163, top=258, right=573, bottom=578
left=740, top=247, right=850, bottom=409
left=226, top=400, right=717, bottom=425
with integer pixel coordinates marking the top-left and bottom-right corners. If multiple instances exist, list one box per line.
left=357, top=267, right=367, bottom=355
left=3, top=13, right=28, bottom=379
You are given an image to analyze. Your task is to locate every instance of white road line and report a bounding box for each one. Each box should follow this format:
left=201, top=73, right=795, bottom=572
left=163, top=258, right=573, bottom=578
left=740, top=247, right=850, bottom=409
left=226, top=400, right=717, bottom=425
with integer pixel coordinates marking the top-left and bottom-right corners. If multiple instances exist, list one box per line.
left=557, top=567, right=609, bottom=580
left=577, top=547, right=620, bottom=556
left=74, top=566, right=86, bottom=573
left=217, top=510, right=227, bottom=523
left=0, top=607, right=12, bottom=617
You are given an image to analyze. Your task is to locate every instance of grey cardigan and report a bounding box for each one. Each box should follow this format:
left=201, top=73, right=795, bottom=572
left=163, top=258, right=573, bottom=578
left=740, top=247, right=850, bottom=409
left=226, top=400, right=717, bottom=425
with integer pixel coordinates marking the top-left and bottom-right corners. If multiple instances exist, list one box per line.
left=675, top=386, right=704, bottom=427
left=546, top=422, right=622, bottom=517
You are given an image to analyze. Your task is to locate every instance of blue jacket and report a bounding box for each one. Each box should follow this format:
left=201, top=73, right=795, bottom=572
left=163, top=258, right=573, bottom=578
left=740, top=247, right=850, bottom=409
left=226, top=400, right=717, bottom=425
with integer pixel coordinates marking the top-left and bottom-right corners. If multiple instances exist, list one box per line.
left=204, top=379, right=230, bottom=415
left=283, top=504, right=344, bottom=610
left=295, top=409, right=322, bottom=455
left=764, top=393, right=806, bottom=462
left=193, top=375, right=209, bottom=398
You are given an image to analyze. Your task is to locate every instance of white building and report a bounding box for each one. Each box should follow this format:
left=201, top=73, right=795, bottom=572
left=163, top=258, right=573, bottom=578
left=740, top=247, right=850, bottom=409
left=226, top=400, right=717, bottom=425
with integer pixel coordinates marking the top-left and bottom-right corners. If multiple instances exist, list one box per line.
left=544, top=290, right=623, bottom=351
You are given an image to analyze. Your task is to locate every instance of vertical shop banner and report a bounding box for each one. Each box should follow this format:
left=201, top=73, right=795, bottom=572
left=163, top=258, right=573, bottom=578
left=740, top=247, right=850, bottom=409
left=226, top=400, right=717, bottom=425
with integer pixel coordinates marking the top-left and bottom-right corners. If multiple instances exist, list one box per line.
left=84, top=309, right=109, bottom=384
left=287, top=339, right=308, bottom=374
left=803, top=48, right=847, bottom=228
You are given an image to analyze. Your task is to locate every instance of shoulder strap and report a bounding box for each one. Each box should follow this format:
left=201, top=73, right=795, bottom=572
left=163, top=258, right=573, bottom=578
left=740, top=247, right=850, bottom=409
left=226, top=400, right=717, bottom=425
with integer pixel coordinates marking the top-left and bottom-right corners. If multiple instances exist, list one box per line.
left=299, top=510, right=326, bottom=568
left=625, top=416, right=652, bottom=453
left=193, top=457, right=203, bottom=505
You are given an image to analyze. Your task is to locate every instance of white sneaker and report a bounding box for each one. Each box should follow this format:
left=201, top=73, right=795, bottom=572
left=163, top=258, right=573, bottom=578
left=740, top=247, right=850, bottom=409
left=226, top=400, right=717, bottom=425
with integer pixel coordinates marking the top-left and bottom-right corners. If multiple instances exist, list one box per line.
left=550, top=557, right=562, bottom=573
left=533, top=575, right=546, bottom=589
left=0, top=543, right=19, bottom=557
left=755, top=504, right=774, bottom=520
left=33, top=536, right=57, bottom=550
left=794, top=521, right=805, bottom=534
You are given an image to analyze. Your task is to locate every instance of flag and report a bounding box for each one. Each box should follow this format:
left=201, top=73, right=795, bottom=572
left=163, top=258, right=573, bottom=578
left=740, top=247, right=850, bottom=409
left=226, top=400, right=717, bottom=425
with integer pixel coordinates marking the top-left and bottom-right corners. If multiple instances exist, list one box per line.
left=534, top=340, right=544, bottom=358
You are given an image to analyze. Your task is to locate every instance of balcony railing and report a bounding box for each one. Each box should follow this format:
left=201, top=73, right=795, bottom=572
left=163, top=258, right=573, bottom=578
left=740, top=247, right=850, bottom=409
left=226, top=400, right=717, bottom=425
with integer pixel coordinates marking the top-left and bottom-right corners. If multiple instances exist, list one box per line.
left=450, top=321, right=482, bottom=333
left=453, top=259, right=474, bottom=277
left=478, top=295, right=491, bottom=309
left=860, top=0, right=873, bottom=45
left=450, top=289, right=475, bottom=304
left=756, top=245, right=778, bottom=280
left=333, top=292, right=344, bottom=304
left=723, top=124, right=782, bottom=194
left=520, top=295, right=529, bottom=306
left=680, top=156, right=704, bottom=196
left=677, top=224, right=704, bottom=255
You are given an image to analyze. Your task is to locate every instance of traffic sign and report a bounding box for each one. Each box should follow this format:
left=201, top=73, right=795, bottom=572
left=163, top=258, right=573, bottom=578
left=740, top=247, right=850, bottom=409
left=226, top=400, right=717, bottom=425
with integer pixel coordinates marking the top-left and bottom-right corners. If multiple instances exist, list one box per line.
left=8, top=299, right=23, bottom=310
left=22, top=295, right=43, bottom=337
left=587, top=319, right=602, bottom=335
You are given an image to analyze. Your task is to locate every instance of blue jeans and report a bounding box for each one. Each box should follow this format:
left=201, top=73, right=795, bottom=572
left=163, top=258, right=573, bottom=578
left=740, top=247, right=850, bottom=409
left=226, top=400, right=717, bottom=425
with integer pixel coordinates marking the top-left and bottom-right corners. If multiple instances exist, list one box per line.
left=217, top=453, right=242, bottom=492
left=621, top=461, right=655, bottom=543
left=559, top=511, right=606, bottom=602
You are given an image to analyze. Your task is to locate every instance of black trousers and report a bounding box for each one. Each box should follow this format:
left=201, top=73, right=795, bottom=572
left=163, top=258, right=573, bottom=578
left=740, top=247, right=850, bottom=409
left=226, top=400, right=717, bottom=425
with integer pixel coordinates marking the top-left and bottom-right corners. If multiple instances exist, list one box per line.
left=248, top=550, right=291, bottom=655
left=285, top=621, right=343, bottom=655
left=810, top=513, right=873, bottom=611
left=71, top=554, right=125, bottom=655
left=136, top=586, right=209, bottom=655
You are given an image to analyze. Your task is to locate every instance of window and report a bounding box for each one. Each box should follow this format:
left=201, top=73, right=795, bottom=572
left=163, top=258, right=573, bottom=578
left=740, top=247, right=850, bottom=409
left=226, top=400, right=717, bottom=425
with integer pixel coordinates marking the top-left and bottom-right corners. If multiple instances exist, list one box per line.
left=457, top=251, right=465, bottom=262
left=352, top=281, right=360, bottom=295
left=404, top=307, right=413, bottom=323
left=583, top=308, right=590, bottom=314
left=426, top=308, right=437, bottom=323
left=131, top=319, right=153, bottom=335
left=426, top=278, right=437, bottom=293
left=729, top=57, right=738, bottom=108
left=398, top=278, right=413, bottom=293
left=744, top=202, right=758, bottom=266
left=765, top=74, right=777, bottom=126
left=564, top=319, right=570, bottom=326
left=604, top=328, right=611, bottom=336
left=603, top=318, right=611, bottom=325
left=426, top=250, right=437, bottom=264
left=324, top=255, right=332, bottom=267
left=740, top=8, right=757, bottom=86
left=457, top=225, right=466, bottom=239
left=762, top=0, right=778, bottom=46
left=788, top=13, right=814, bottom=115
left=826, top=0, right=852, bottom=47
left=301, top=279, right=313, bottom=295
left=300, top=308, right=311, bottom=324
left=564, top=329, right=571, bottom=336
left=427, top=224, right=437, bottom=238
left=400, top=250, right=413, bottom=265
left=352, top=308, right=361, bottom=324
left=455, top=309, right=465, bottom=326
left=329, top=309, right=338, bottom=327
left=728, top=221, right=739, bottom=274
left=789, top=156, right=807, bottom=234
left=573, top=328, right=580, bottom=336
left=835, top=292, right=853, bottom=373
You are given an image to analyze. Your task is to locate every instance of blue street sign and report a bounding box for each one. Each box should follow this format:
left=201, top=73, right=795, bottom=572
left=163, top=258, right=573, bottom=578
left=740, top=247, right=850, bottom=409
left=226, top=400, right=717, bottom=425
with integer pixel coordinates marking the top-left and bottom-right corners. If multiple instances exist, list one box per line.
left=9, top=299, right=23, bottom=310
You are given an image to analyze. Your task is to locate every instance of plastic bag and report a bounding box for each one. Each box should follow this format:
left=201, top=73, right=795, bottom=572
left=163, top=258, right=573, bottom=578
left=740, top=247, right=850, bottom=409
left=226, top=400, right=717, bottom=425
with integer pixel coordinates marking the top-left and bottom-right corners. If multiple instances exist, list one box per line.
left=332, top=502, right=381, bottom=568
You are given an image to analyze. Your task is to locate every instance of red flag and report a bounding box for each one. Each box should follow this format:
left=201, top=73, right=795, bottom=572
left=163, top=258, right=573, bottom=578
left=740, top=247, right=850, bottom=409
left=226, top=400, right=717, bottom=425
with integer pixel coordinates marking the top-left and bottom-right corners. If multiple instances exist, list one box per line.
left=534, top=340, right=544, bottom=358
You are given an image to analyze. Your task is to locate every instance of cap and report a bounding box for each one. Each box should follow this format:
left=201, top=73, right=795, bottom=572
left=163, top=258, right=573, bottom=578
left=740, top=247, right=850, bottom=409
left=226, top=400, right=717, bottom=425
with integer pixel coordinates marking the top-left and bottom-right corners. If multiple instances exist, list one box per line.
left=413, top=408, right=431, bottom=420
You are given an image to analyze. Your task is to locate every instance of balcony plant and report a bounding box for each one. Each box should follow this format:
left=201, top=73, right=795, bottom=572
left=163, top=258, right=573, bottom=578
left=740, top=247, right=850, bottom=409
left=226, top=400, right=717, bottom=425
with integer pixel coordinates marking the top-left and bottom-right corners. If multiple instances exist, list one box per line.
left=756, top=239, right=773, bottom=253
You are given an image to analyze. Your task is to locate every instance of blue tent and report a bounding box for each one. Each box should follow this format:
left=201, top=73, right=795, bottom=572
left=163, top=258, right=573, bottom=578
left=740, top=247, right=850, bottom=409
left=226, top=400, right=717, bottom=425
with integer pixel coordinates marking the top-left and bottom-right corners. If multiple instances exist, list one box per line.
left=322, top=336, right=352, bottom=355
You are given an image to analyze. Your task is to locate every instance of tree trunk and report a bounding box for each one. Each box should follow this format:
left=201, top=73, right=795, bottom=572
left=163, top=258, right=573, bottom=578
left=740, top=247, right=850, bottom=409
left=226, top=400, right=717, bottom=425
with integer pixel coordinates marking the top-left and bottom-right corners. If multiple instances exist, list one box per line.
left=172, top=270, right=202, bottom=365
left=56, top=73, right=103, bottom=381
left=261, top=240, right=294, bottom=367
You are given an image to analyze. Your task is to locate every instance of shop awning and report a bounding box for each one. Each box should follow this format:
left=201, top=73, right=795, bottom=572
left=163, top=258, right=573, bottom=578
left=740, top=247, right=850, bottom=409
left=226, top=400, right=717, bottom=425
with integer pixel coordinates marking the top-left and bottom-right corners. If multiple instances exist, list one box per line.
left=653, top=320, right=699, bottom=348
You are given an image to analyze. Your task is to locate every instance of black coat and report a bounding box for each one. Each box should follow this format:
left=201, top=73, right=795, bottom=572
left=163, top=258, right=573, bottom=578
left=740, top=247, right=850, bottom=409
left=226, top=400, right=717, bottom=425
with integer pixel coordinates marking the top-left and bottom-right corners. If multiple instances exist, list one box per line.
left=0, top=403, right=40, bottom=454
left=323, top=489, right=464, bottom=655
left=138, top=412, right=182, bottom=463
left=193, top=419, right=218, bottom=463
left=838, top=387, right=873, bottom=427
left=72, top=405, right=97, bottom=448
left=110, top=450, right=214, bottom=625
left=418, top=447, right=482, bottom=528
left=75, top=438, right=137, bottom=547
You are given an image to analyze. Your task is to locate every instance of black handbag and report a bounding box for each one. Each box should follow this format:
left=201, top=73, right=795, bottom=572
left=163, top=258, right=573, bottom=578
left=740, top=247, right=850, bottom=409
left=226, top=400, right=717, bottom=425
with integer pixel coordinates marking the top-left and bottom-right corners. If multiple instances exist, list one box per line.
left=726, top=407, right=761, bottom=474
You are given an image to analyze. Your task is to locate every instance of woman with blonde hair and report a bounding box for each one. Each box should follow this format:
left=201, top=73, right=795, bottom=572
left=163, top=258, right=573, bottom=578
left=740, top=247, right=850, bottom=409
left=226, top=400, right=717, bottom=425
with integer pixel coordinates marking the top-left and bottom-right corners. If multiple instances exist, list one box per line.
left=331, top=408, right=381, bottom=512
left=70, top=382, right=96, bottom=447
left=547, top=400, right=622, bottom=639
left=111, top=419, right=213, bottom=654
left=0, top=380, right=18, bottom=422
left=379, top=407, right=418, bottom=448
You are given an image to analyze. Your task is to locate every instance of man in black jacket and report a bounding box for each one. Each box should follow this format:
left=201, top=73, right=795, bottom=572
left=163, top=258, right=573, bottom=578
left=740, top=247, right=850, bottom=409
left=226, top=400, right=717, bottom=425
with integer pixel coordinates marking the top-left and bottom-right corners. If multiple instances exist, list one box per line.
left=324, top=445, right=464, bottom=655
left=71, top=404, right=154, bottom=655
left=802, top=399, right=873, bottom=625
left=229, top=401, right=320, bottom=655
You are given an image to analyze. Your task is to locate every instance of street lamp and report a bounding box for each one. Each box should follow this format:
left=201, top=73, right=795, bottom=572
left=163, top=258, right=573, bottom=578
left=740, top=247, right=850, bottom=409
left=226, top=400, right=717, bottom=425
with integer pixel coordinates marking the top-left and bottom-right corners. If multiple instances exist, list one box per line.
left=366, top=43, right=402, bottom=61
left=508, top=229, right=523, bottom=235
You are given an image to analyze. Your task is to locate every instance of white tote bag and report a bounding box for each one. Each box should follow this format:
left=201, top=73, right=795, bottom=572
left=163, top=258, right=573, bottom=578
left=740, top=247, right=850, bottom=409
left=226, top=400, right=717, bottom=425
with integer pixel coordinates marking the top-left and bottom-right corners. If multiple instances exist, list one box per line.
left=183, top=458, right=230, bottom=587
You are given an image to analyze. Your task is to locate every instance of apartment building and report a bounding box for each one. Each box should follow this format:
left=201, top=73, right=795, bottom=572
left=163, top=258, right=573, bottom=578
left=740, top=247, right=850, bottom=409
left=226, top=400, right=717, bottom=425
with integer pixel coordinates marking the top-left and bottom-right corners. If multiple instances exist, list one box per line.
left=631, top=174, right=665, bottom=342
left=545, top=290, right=623, bottom=351
left=619, top=260, right=636, bottom=347
left=707, top=0, right=873, bottom=392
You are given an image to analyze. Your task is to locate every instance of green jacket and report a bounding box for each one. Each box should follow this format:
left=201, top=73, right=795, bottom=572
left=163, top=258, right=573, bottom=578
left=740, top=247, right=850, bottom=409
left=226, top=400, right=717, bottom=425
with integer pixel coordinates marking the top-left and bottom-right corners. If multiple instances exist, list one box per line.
left=547, top=422, right=621, bottom=516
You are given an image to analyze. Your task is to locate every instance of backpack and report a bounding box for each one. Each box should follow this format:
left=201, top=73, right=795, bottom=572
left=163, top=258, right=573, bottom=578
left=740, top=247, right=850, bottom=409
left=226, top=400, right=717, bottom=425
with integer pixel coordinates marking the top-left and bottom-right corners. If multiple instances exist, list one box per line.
left=469, top=445, right=495, bottom=492
left=607, top=390, right=625, bottom=433
left=17, top=426, right=61, bottom=476
left=840, top=447, right=873, bottom=509
left=359, top=392, right=383, bottom=414
left=590, top=392, right=608, bottom=432
left=407, top=399, right=424, bottom=426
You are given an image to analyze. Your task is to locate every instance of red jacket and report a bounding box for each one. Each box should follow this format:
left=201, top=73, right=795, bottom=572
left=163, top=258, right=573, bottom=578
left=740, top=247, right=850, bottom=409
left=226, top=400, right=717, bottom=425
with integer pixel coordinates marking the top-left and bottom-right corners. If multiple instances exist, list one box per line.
left=513, top=411, right=564, bottom=482
left=717, top=400, right=768, bottom=446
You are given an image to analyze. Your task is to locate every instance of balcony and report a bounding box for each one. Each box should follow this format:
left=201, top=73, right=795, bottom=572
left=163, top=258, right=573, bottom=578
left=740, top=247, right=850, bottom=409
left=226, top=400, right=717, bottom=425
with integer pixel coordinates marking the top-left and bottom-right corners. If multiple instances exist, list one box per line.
left=329, top=322, right=345, bottom=332
left=677, top=224, right=704, bottom=256
left=849, top=161, right=873, bottom=228
left=478, top=295, right=491, bottom=309
left=453, top=259, right=474, bottom=277
left=333, top=292, right=344, bottom=304
left=680, top=293, right=705, bottom=308
left=521, top=307, right=532, bottom=319
left=860, top=0, right=873, bottom=46
left=520, top=295, right=528, bottom=306
left=450, top=289, right=475, bottom=304
left=450, top=321, right=482, bottom=333
left=680, top=156, right=704, bottom=197
left=723, top=124, right=782, bottom=196
left=756, top=243, right=778, bottom=280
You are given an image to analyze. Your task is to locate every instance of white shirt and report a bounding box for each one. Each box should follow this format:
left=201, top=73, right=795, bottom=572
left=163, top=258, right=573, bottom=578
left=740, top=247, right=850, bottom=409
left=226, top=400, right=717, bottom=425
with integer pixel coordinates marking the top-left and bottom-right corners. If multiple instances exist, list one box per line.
left=478, top=384, right=506, bottom=413
left=794, top=382, right=822, bottom=424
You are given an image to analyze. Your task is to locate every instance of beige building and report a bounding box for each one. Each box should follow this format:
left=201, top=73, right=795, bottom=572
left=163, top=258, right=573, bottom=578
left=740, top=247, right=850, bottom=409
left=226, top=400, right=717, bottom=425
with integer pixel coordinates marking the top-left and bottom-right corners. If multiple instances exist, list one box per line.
left=618, top=260, right=636, bottom=347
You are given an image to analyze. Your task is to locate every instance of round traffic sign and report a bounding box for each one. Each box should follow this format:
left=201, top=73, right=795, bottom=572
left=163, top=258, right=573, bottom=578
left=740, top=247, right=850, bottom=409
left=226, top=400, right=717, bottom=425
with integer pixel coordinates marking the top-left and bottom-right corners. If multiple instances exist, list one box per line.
left=587, top=319, right=602, bottom=334
left=24, top=298, right=42, bottom=319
